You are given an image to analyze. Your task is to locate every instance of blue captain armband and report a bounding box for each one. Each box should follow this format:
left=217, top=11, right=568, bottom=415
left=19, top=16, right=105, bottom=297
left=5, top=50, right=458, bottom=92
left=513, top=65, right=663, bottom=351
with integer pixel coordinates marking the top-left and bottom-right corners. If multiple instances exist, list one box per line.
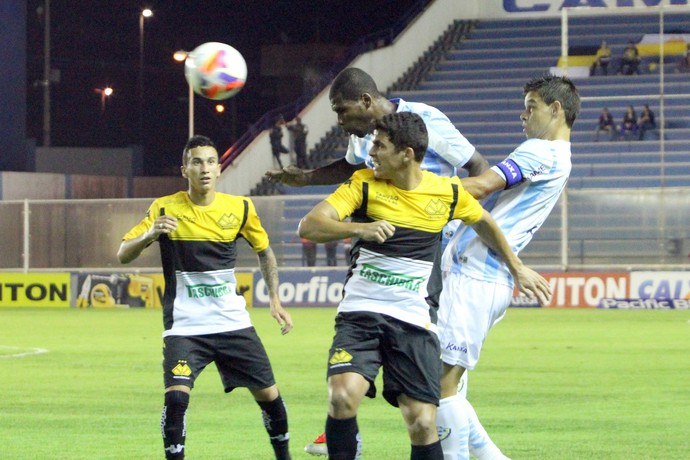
left=496, top=159, right=523, bottom=189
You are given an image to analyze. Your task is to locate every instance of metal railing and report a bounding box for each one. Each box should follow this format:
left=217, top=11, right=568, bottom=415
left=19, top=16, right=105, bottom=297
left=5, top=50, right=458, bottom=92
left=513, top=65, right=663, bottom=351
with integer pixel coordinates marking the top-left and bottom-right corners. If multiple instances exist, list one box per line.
left=2, top=188, right=689, bottom=273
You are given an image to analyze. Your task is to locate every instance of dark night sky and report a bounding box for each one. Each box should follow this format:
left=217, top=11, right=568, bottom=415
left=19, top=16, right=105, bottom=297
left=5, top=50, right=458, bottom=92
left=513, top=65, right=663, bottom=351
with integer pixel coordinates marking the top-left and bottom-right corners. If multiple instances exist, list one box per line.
left=25, top=0, right=422, bottom=175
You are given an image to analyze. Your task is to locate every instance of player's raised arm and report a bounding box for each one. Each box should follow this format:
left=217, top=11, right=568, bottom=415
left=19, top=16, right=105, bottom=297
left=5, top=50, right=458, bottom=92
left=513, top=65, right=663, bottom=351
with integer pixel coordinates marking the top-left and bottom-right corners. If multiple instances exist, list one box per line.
left=265, top=158, right=365, bottom=186
left=461, top=168, right=507, bottom=200
left=117, top=215, right=178, bottom=264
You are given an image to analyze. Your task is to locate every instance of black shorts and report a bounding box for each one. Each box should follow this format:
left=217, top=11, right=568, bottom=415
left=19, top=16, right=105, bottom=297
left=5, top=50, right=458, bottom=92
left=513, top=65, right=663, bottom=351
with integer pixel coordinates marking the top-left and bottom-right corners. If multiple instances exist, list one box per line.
left=163, top=328, right=276, bottom=393
left=327, top=311, right=441, bottom=407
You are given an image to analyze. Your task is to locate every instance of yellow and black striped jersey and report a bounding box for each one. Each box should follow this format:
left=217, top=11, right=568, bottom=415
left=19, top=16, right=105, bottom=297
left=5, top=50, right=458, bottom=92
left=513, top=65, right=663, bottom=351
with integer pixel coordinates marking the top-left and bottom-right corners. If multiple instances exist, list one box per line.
left=325, top=169, right=484, bottom=331
left=123, top=191, right=268, bottom=336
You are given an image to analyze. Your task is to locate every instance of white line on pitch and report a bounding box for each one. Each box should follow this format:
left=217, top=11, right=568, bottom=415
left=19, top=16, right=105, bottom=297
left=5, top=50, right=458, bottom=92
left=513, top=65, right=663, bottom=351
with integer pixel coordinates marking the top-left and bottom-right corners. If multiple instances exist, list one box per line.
left=0, top=345, right=49, bottom=359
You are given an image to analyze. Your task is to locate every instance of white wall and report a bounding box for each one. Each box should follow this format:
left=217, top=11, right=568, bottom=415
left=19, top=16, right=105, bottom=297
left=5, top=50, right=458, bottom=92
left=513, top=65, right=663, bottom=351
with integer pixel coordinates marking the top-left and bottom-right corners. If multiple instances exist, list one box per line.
left=218, top=0, right=474, bottom=196
left=35, top=146, right=138, bottom=176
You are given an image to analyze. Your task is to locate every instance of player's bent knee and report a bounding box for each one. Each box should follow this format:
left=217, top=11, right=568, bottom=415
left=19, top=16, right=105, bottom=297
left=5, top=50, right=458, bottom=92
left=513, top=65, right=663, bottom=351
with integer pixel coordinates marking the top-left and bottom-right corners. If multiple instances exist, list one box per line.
left=166, top=384, right=191, bottom=394
left=328, top=387, right=359, bottom=417
left=250, top=384, right=280, bottom=402
left=407, top=415, right=438, bottom=444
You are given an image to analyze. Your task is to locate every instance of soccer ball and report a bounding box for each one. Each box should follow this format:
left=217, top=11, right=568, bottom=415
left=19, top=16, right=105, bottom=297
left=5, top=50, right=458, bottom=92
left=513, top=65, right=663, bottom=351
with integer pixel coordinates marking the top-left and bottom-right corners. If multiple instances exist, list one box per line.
left=184, top=42, right=247, bottom=100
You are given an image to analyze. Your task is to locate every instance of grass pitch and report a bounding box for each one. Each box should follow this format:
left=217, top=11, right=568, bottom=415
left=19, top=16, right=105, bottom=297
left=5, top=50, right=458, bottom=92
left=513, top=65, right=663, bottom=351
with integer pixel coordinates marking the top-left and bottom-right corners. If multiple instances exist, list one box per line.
left=2, top=307, right=689, bottom=459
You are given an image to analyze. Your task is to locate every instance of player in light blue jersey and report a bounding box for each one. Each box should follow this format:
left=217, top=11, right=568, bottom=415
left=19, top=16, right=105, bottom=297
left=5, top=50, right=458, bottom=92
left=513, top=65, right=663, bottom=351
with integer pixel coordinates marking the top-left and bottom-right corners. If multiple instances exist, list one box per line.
left=266, top=67, right=488, bottom=186
left=267, top=67, right=517, bottom=459
left=436, top=74, right=580, bottom=460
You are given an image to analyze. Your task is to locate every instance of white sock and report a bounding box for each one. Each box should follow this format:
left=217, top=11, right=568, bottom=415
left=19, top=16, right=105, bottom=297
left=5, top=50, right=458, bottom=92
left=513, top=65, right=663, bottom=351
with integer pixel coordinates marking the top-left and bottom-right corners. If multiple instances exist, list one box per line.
left=437, top=394, right=470, bottom=460
left=461, top=397, right=510, bottom=460
left=456, top=373, right=509, bottom=460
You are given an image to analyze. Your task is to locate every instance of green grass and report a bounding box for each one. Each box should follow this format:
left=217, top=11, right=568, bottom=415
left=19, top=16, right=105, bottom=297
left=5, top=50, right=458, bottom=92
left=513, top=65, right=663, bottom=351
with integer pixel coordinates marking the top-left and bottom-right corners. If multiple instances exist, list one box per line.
left=1, top=307, right=689, bottom=459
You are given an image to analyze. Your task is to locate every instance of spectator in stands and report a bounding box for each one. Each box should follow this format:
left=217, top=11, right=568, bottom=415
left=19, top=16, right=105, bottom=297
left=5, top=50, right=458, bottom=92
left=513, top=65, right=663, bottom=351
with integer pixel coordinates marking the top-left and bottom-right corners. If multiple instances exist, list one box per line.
left=590, top=40, right=612, bottom=76
left=288, top=116, right=309, bottom=168
left=617, top=41, right=641, bottom=75
left=324, top=240, right=338, bottom=266
left=342, top=237, right=352, bottom=265
left=270, top=116, right=290, bottom=168
left=619, top=105, right=638, bottom=141
left=594, top=107, right=616, bottom=141
left=675, top=51, right=690, bottom=73
left=638, top=104, right=657, bottom=140
left=301, top=237, right=317, bottom=266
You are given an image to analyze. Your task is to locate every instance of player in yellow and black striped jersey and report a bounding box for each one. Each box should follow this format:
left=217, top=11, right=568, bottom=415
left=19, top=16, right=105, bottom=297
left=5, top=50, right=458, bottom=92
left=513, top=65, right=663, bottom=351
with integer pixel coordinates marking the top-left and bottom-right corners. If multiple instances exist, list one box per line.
left=298, top=112, right=551, bottom=460
left=118, top=135, right=292, bottom=460
left=326, top=167, right=483, bottom=331
left=122, top=191, right=268, bottom=335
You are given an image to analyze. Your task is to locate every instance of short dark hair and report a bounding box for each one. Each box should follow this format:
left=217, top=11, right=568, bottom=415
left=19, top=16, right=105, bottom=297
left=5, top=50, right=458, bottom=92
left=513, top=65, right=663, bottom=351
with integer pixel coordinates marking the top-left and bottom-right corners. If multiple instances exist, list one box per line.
left=182, top=135, right=217, bottom=164
left=524, top=74, right=581, bottom=128
left=329, top=67, right=382, bottom=102
left=374, top=112, right=428, bottom=162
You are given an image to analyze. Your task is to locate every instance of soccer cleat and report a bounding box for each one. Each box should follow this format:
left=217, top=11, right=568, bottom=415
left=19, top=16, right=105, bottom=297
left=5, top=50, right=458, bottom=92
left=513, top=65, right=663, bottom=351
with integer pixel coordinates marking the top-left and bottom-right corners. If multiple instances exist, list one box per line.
left=304, top=432, right=328, bottom=456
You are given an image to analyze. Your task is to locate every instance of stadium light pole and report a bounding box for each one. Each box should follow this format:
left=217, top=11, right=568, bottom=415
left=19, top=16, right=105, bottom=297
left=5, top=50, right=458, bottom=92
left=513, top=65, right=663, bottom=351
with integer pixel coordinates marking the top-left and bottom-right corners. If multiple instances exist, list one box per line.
left=138, top=8, right=153, bottom=143
left=173, top=50, right=194, bottom=139
left=40, top=0, right=52, bottom=147
left=94, top=86, right=114, bottom=112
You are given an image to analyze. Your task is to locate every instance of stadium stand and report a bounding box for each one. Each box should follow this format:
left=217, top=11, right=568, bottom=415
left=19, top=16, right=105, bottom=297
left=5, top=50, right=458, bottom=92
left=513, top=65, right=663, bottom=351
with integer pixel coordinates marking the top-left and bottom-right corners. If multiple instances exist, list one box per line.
left=255, top=13, right=690, bottom=266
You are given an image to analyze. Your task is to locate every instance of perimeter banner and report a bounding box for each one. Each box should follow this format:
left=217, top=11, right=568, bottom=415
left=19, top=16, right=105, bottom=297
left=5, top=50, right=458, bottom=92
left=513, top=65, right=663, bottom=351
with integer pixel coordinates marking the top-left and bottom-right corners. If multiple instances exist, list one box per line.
left=71, top=272, right=255, bottom=309
left=6, top=270, right=688, bottom=309
left=0, top=273, right=70, bottom=308
left=73, top=273, right=165, bottom=308
left=252, top=269, right=346, bottom=308
left=511, top=271, right=690, bottom=309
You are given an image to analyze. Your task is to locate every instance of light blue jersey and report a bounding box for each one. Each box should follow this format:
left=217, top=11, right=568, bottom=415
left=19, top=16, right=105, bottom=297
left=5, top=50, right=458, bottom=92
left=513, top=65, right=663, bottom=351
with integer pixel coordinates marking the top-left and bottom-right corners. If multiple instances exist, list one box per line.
left=344, top=98, right=476, bottom=177
left=442, top=138, right=572, bottom=287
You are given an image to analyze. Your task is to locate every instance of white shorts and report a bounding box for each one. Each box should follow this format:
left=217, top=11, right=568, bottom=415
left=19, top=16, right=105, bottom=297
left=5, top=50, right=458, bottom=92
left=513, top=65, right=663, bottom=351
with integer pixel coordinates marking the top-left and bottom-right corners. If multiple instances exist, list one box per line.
left=438, top=272, right=513, bottom=370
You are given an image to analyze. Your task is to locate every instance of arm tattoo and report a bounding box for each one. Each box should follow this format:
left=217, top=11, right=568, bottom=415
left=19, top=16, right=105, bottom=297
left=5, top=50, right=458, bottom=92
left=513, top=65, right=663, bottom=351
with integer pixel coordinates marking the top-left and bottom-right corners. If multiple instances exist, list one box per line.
left=258, top=246, right=280, bottom=296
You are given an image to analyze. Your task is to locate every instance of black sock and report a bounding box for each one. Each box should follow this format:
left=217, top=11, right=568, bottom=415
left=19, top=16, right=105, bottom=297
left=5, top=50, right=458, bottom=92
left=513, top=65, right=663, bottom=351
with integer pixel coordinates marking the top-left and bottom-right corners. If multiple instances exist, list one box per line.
left=161, top=390, right=189, bottom=460
left=325, top=415, right=361, bottom=460
left=257, top=395, right=291, bottom=460
left=410, top=440, right=443, bottom=460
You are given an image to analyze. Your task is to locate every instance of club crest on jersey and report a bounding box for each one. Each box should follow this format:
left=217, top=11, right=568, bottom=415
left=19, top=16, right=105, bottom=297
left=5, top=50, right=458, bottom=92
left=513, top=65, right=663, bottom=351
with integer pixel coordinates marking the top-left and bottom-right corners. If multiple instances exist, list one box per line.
left=329, top=348, right=353, bottom=365
left=437, top=426, right=451, bottom=441
left=217, top=213, right=241, bottom=229
left=172, top=360, right=192, bottom=377
left=425, top=199, right=450, bottom=217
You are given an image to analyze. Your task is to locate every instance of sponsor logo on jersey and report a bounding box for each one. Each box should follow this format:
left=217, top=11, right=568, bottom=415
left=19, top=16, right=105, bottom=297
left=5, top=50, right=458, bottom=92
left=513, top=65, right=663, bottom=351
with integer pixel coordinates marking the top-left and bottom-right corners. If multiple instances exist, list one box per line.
left=217, top=213, right=241, bottom=230
left=529, top=164, right=547, bottom=179
left=175, top=214, right=196, bottom=223
left=360, top=263, right=423, bottom=292
left=375, top=191, right=399, bottom=204
left=444, top=342, right=468, bottom=353
left=186, top=282, right=233, bottom=299
left=329, top=348, right=353, bottom=365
